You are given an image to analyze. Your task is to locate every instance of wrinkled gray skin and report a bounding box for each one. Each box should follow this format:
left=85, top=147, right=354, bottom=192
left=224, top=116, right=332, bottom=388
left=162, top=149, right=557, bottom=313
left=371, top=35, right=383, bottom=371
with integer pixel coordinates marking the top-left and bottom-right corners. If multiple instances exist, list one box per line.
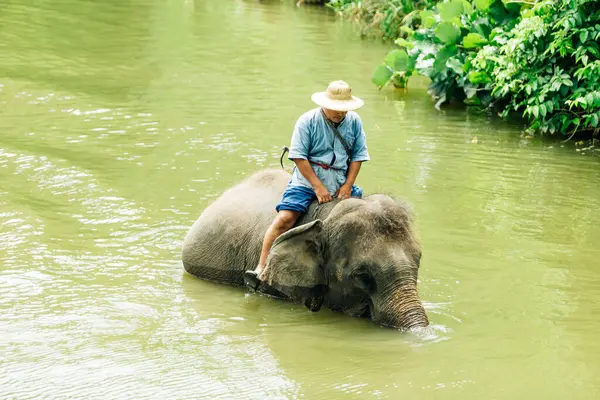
left=182, top=169, right=428, bottom=330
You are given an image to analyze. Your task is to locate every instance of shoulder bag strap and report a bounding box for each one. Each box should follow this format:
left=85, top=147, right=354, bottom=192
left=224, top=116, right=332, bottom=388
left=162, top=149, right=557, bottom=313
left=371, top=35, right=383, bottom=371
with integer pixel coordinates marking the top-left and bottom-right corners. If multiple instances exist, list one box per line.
left=321, top=111, right=353, bottom=166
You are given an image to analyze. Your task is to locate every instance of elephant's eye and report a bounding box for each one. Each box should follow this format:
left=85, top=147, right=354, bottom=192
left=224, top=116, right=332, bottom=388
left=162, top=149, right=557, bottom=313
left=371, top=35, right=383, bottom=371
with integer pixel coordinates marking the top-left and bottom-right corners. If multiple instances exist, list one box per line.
left=351, top=269, right=376, bottom=293
left=304, top=240, right=320, bottom=255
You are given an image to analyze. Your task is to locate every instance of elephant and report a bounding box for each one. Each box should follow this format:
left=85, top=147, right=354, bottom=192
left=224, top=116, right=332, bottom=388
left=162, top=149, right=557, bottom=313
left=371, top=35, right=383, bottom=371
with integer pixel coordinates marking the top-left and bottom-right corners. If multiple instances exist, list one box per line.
left=181, top=169, right=428, bottom=330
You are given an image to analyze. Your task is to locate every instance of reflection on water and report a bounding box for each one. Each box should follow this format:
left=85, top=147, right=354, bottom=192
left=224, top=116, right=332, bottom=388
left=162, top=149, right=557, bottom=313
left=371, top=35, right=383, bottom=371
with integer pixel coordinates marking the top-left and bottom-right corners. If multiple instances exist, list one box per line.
left=1, top=0, right=600, bottom=399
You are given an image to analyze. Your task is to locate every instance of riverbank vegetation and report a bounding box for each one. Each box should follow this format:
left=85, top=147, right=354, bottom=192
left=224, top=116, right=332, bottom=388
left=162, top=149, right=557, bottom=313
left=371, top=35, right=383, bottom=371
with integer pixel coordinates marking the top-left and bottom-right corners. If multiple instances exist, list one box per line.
left=328, top=0, right=600, bottom=140
left=326, top=0, right=438, bottom=40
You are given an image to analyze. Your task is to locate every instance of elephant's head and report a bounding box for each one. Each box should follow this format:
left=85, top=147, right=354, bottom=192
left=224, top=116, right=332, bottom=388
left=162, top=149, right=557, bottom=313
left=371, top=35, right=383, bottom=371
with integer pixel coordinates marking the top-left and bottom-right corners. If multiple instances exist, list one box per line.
left=259, top=195, right=428, bottom=330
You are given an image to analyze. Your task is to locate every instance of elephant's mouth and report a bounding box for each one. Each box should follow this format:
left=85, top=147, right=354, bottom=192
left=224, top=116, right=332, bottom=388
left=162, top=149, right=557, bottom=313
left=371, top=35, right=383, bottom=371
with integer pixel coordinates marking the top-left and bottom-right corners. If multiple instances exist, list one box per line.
left=329, top=300, right=372, bottom=319
left=358, top=305, right=372, bottom=319
left=345, top=300, right=372, bottom=319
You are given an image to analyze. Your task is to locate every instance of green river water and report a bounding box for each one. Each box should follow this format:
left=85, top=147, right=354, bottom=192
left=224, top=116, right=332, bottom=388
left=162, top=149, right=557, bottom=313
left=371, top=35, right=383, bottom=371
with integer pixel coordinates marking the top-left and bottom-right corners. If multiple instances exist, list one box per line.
left=1, top=1, right=600, bottom=399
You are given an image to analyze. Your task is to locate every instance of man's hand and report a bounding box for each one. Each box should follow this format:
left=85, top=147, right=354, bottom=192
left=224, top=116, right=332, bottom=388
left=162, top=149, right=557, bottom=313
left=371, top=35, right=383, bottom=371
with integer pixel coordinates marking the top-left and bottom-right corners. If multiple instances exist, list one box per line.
left=315, top=184, right=333, bottom=204
left=293, top=159, right=332, bottom=204
left=335, top=183, right=352, bottom=200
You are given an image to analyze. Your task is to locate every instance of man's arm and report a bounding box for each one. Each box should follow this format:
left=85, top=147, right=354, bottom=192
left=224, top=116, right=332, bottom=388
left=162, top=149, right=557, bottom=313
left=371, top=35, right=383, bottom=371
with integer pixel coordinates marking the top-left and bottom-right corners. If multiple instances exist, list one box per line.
left=293, top=159, right=333, bottom=204
left=344, top=161, right=362, bottom=187
left=287, top=115, right=332, bottom=204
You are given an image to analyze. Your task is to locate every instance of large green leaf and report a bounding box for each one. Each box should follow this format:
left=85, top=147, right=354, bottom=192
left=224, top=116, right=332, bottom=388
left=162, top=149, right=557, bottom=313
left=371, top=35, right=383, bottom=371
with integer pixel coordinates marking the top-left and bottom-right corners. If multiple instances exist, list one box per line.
left=394, top=37, right=414, bottom=49
left=435, top=22, right=462, bottom=45
left=468, top=71, right=492, bottom=84
left=372, top=64, right=393, bottom=87
left=488, top=1, right=518, bottom=24
left=474, top=0, right=493, bottom=11
left=580, top=30, right=589, bottom=44
left=434, top=45, right=458, bottom=73
left=438, top=0, right=464, bottom=22
left=463, top=33, right=488, bottom=49
left=385, top=49, right=410, bottom=72
left=447, top=57, right=464, bottom=74
left=504, top=2, right=522, bottom=14
left=464, top=82, right=478, bottom=99
left=472, top=17, right=492, bottom=39
left=419, top=10, right=436, bottom=28
left=408, top=51, right=418, bottom=71
left=462, top=0, right=473, bottom=15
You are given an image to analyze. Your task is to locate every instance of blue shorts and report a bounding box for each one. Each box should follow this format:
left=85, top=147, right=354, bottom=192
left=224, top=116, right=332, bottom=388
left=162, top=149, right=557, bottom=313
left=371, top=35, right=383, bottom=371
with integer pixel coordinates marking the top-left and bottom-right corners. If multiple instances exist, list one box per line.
left=275, top=184, right=363, bottom=213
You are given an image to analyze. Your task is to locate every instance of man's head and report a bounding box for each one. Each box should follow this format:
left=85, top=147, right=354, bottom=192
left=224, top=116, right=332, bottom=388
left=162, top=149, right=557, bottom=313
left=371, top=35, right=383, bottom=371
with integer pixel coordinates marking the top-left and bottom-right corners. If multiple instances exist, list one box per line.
left=311, top=81, right=364, bottom=118
left=322, top=108, right=347, bottom=124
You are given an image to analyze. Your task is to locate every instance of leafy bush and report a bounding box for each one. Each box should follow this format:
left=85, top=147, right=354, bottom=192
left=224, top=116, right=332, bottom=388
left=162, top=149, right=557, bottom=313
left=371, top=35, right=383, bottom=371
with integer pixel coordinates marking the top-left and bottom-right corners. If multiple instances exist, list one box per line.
left=372, top=0, right=521, bottom=100
left=327, top=0, right=439, bottom=41
left=373, top=0, right=600, bottom=137
left=485, top=0, right=600, bottom=136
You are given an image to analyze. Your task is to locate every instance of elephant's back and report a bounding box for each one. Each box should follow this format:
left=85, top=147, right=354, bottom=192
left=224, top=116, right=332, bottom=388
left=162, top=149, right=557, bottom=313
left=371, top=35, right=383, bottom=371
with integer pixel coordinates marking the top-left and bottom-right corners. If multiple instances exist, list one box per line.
left=182, top=169, right=291, bottom=284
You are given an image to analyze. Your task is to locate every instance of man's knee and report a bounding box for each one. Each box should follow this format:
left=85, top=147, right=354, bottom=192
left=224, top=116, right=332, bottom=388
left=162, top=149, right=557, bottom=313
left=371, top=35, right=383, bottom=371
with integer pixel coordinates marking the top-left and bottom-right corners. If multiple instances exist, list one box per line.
left=273, top=210, right=300, bottom=231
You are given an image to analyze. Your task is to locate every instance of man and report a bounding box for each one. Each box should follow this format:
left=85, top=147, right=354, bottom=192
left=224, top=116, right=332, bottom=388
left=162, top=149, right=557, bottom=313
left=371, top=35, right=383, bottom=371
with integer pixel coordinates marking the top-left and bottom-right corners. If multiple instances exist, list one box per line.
left=244, top=80, right=370, bottom=290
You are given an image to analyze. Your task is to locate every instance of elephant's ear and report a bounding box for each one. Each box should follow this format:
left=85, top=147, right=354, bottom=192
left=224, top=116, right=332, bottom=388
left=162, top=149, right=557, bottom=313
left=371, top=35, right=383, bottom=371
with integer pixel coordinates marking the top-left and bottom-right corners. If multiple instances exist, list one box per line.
left=260, top=220, right=327, bottom=309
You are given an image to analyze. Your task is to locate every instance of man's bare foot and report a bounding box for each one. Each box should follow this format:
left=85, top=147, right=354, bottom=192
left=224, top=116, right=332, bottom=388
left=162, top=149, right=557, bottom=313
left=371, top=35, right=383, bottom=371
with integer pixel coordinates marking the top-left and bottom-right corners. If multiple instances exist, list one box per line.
left=243, top=265, right=263, bottom=292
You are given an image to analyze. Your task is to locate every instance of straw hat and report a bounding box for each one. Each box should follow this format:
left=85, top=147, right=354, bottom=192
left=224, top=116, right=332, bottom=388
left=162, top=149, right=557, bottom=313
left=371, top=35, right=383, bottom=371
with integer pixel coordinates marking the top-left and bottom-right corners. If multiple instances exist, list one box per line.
left=311, top=80, right=364, bottom=112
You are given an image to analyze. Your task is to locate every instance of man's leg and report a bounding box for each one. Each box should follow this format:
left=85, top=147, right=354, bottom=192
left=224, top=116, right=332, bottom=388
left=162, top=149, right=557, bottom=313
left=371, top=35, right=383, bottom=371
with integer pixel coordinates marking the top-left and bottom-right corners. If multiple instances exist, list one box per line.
left=244, top=184, right=316, bottom=290
left=244, top=209, right=302, bottom=290
left=257, top=210, right=302, bottom=272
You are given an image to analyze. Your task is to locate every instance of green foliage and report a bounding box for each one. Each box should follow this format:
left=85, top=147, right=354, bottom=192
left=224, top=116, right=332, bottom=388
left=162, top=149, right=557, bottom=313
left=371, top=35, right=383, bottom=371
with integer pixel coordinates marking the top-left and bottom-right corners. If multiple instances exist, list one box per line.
left=374, top=0, right=520, bottom=104
left=372, top=48, right=414, bottom=88
left=476, top=0, right=600, bottom=136
left=327, top=0, right=439, bottom=41
left=435, top=22, right=462, bottom=44
left=374, top=0, right=600, bottom=137
left=462, top=32, right=487, bottom=48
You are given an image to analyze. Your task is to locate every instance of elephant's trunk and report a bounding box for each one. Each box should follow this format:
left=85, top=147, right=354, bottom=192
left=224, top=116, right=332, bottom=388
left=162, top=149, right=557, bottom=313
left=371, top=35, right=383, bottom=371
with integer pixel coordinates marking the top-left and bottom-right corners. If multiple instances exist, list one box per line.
left=373, top=282, right=429, bottom=330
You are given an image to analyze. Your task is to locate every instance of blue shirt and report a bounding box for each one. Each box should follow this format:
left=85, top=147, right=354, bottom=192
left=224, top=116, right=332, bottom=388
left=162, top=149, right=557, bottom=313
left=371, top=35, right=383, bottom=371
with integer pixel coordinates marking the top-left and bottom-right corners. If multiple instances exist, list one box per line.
left=287, top=107, right=370, bottom=195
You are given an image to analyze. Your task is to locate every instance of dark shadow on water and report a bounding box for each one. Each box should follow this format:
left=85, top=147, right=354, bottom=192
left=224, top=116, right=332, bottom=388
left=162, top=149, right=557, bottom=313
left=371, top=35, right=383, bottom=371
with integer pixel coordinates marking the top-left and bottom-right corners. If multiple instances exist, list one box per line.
left=180, top=269, right=451, bottom=341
